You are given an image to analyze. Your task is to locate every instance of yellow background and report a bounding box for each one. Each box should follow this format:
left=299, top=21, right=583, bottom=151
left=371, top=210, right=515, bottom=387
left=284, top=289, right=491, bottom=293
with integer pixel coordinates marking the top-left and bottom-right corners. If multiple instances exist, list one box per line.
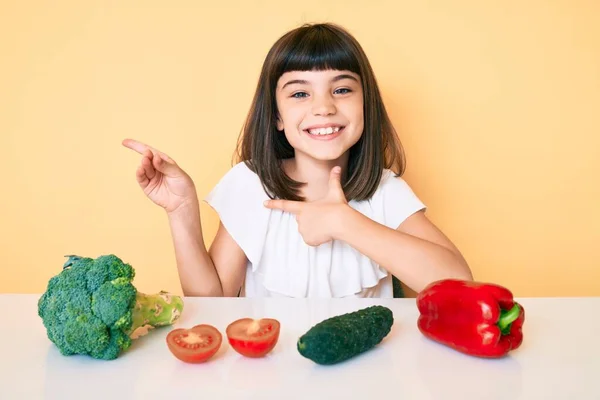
left=2, top=1, right=598, bottom=297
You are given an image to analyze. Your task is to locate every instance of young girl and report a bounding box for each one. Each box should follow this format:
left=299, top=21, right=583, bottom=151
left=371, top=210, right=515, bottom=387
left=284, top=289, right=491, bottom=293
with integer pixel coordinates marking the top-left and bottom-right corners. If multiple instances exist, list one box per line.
left=122, top=23, right=473, bottom=298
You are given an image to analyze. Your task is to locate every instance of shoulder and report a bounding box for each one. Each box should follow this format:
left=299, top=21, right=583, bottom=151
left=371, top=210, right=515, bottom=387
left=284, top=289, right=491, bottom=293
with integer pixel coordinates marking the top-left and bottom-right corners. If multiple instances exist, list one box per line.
left=379, top=169, right=410, bottom=189
left=204, top=161, right=270, bottom=215
left=368, top=169, right=421, bottom=200
left=353, top=169, right=426, bottom=230
left=216, top=161, right=259, bottom=184
left=206, top=161, right=262, bottom=196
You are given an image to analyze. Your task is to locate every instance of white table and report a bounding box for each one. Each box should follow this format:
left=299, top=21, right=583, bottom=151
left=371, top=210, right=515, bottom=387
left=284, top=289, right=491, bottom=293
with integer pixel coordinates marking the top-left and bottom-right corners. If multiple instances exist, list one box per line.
left=1, top=294, right=599, bottom=399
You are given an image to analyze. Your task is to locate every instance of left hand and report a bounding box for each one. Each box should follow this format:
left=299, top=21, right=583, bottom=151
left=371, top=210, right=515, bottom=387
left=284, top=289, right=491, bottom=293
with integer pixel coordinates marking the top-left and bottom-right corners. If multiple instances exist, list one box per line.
left=264, top=166, right=351, bottom=246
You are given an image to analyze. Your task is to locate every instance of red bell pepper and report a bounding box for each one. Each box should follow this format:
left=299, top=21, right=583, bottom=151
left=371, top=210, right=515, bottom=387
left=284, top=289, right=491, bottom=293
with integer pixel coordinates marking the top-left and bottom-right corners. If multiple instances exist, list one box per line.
left=416, top=279, right=525, bottom=358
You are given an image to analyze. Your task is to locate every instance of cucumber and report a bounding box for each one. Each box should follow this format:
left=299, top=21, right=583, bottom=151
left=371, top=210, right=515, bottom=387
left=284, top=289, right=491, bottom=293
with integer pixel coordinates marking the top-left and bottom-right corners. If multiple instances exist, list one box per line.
left=297, top=305, right=394, bottom=365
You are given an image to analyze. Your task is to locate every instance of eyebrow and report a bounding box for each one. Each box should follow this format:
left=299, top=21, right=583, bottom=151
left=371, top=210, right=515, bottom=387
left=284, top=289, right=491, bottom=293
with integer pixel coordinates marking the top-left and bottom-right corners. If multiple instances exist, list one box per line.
left=281, top=74, right=359, bottom=90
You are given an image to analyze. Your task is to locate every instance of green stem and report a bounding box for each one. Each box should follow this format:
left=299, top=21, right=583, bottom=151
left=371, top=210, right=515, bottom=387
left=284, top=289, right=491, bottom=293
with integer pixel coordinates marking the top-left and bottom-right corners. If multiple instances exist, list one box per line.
left=498, top=304, right=520, bottom=334
left=128, top=291, right=184, bottom=336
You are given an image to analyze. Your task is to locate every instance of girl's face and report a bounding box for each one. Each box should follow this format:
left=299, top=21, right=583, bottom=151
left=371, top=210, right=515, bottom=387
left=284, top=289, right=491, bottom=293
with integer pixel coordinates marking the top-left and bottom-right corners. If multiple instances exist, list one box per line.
left=275, top=69, right=364, bottom=163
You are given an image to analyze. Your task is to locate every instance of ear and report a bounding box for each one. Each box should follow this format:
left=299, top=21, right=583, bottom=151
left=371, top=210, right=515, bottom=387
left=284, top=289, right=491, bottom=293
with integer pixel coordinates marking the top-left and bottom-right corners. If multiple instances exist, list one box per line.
left=276, top=116, right=284, bottom=131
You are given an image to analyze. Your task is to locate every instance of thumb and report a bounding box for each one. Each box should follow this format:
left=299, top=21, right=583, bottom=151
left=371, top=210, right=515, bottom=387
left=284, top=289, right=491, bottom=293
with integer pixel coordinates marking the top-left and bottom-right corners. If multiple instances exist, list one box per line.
left=327, top=166, right=346, bottom=202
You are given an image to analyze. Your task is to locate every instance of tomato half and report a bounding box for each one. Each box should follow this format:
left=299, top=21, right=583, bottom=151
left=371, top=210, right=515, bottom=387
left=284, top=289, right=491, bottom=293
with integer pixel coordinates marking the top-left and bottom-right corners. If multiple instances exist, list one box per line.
left=226, top=318, right=280, bottom=358
left=166, top=324, right=222, bottom=363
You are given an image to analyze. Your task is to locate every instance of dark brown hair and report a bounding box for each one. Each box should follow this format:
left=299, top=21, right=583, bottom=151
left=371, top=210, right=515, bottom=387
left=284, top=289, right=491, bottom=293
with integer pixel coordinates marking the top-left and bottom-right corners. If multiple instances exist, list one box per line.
left=234, top=22, right=406, bottom=201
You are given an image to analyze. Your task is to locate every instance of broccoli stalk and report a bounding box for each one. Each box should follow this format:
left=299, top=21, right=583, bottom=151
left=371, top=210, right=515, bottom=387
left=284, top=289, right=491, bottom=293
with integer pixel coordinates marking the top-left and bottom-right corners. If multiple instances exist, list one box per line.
left=128, top=291, right=183, bottom=339
left=38, top=254, right=184, bottom=360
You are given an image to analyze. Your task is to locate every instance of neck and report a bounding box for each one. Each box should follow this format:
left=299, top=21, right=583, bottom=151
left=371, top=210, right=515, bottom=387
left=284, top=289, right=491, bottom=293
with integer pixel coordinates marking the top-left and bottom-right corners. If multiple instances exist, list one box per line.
left=284, top=152, right=348, bottom=201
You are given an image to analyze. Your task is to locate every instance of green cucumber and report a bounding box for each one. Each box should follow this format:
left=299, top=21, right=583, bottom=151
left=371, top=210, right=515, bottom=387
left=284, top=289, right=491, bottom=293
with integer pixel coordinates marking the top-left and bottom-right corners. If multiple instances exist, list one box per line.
left=297, top=305, right=394, bottom=365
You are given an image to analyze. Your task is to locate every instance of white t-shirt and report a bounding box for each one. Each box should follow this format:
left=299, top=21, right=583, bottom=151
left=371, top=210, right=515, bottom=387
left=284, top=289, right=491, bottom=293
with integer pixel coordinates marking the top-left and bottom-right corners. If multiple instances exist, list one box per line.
left=204, top=161, right=426, bottom=298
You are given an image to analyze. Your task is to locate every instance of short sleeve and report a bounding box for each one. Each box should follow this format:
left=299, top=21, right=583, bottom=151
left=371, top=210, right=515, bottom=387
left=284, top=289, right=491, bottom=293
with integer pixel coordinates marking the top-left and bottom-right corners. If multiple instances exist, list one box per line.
left=373, top=170, right=426, bottom=230
left=203, top=162, right=270, bottom=266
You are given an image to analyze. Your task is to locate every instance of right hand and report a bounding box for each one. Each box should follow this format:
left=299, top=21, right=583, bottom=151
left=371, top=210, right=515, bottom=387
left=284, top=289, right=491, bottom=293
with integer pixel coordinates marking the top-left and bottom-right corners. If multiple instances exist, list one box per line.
left=122, top=139, right=198, bottom=214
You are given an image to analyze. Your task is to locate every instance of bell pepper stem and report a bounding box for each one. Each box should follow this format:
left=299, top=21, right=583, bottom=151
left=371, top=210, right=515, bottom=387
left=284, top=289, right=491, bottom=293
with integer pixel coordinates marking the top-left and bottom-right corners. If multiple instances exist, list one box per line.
left=498, top=304, right=521, bottom=334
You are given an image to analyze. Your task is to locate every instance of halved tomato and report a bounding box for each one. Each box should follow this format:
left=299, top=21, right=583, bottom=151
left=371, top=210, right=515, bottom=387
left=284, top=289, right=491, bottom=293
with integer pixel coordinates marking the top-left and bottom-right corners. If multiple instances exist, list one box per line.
left=226, top=318, right=280, bottom=358
left=166, top=324, right=222, bottom=363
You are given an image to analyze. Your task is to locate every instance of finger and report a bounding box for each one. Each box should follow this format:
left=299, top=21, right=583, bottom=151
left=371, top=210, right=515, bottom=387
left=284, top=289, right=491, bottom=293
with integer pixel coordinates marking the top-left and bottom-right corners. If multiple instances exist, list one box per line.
left=135, top=165, right=150, bottom=187
left=152, top=152, right=180, bottom=178
left=122, top=138, right=151, bottom=155
left=327, top=166, right=346, bottom=201
left=122, top=138, right=175, bottom=163
left=263, top=199, right=304, bottom=214
left=141, top=149, right=156, bottom=180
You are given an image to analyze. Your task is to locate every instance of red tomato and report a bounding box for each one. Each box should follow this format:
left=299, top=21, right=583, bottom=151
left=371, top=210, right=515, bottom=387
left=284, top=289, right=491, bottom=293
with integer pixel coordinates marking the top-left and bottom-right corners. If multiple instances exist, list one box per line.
left=166, top=324, right=222, bottom=363
left=226, top=318, right=280, bottom=358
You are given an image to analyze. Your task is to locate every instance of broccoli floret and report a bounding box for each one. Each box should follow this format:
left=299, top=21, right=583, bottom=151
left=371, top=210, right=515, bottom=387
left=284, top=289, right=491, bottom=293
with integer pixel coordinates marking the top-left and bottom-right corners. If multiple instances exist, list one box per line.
left=38, top=254, right=184, bottom=360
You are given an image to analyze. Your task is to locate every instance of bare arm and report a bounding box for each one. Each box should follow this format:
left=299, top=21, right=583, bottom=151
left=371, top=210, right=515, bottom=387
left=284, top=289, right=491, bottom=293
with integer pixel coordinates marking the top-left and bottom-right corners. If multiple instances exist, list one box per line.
left=167, top=201, right=248, bottom=297
left=122, top=138, right=247, bottom=297
left=334, top=208, right=473, bottom=293
left=166, top=200, right=221, bottom=296
left=208, top=222, right=249, bottom=297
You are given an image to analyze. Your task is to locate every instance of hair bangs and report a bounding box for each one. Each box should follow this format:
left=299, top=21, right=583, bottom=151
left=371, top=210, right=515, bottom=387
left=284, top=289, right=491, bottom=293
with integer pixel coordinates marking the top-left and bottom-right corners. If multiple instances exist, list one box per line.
left=277, top=26, right=361, bottom=77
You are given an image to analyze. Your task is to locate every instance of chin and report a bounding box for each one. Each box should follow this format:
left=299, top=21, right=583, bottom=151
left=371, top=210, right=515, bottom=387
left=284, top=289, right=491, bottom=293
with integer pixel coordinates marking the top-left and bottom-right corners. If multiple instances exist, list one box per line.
left=303, top=151, right=347, bottom=162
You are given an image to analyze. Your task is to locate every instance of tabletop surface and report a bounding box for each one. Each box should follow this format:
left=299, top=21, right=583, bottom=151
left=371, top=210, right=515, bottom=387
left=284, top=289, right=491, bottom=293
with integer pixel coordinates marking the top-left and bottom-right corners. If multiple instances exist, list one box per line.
left=1, top=294, right=599, bottom=399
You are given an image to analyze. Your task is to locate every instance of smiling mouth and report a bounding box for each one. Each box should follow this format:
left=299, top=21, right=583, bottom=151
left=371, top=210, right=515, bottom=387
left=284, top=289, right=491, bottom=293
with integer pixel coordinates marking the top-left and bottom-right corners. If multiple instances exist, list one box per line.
left=305, top=126, right=345, bottom=136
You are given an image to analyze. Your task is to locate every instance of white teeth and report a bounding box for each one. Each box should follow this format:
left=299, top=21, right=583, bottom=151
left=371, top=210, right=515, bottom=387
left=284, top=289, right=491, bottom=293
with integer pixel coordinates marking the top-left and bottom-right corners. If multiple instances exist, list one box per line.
left=308, top=126, right=342, bottom=135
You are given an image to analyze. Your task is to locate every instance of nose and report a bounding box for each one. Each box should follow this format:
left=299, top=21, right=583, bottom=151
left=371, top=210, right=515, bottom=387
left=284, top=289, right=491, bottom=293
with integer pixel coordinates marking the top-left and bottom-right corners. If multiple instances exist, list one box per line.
left=311, top=93, right=336, bottom=116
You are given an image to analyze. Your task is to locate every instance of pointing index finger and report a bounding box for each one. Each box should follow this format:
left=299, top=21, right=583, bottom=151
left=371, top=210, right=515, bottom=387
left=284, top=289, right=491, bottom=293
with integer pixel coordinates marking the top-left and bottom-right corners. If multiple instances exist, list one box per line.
left=122, top=138, right=150, bottom=155
left=122, top=138, right=175, bottom=162
left=264, top=199, right=303, bottom=214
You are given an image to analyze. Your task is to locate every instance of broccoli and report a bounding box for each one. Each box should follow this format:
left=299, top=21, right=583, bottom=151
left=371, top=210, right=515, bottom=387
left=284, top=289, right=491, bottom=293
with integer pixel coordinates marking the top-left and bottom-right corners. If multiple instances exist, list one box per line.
left=38, top=254, right=184, bottom=360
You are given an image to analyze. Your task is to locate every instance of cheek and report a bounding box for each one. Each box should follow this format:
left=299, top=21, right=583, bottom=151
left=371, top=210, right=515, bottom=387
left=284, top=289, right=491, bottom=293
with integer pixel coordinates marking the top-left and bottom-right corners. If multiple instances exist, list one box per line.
left=356, top=108, right=364, bottom=126
left=346, top=102, right=364, bottom=131
left=280, top=107, right=305, bottom=130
